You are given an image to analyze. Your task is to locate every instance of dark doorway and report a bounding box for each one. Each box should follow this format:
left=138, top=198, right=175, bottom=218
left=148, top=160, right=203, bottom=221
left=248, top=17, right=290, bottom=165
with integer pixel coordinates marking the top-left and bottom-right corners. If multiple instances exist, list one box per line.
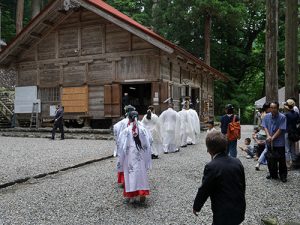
left=122, top=83, right=152, bottom=115
left=191, top=88, right=200, bottom=114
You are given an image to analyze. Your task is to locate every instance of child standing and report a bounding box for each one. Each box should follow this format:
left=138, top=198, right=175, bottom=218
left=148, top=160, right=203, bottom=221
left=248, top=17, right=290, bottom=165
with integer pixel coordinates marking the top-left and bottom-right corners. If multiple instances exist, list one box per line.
left=239, top=138, right=255, bottom=159
left=207, top=120, right=217, bottom=133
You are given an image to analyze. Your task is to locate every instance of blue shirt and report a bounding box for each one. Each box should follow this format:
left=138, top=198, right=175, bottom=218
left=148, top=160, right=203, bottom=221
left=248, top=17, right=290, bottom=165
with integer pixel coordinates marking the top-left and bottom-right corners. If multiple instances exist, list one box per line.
left=262, top=112, right=286, bottom=147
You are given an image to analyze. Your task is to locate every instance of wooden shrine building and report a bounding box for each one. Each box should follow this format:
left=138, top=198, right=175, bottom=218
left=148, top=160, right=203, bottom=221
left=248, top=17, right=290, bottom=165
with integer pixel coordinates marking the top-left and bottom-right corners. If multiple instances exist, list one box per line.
left=0, top=0, right=226, bottom=128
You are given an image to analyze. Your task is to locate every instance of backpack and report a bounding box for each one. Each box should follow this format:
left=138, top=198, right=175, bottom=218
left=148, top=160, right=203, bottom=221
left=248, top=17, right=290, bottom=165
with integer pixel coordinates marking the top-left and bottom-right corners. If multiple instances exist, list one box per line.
left=227, top=115, right=241, bottom=141
left=287, top=114, right=300, bottom=142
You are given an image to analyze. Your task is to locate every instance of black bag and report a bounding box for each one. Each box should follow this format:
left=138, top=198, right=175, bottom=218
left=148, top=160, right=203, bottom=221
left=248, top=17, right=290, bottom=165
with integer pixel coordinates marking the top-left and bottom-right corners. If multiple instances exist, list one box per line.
left=288, top=129, right=300, bottom=142
left=288, top=119, right=300, bottom=142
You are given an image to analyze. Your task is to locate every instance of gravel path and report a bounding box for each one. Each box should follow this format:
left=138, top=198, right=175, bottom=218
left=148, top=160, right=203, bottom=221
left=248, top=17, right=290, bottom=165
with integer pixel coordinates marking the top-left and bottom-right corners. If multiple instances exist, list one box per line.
left=0, top=125, right=299, bottom=225
left=0, top=137, right=113, bottom=186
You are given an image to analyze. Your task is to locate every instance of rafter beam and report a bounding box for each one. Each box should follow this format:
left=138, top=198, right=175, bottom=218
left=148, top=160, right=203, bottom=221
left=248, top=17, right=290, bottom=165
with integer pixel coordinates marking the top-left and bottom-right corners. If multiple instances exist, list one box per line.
left=42, top=20, right=55, bottom=27
left=18, top=44, right=30, bottom=49
left=30, top=32, right=42, bottom=39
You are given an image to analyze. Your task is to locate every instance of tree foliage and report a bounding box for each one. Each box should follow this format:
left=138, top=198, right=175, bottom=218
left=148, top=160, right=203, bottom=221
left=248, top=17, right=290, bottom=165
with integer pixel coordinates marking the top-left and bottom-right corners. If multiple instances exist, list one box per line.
left=0, top=0, right=294, bottom=123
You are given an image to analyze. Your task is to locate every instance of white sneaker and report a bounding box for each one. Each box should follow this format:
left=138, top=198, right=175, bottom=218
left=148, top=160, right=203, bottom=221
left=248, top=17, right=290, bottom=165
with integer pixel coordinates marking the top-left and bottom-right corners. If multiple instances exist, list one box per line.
left=255, top=163, right=260, bottom=171
left=246, top=155, right=252, bottom=159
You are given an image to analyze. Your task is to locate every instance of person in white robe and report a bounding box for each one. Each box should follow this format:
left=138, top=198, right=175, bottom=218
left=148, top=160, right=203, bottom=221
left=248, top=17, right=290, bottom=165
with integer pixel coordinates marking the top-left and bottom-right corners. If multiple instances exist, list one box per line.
left=187, top=107, right=201, bottom=144
left=178, top=102, right=194, bottom=147
left=117, top=111, right=152, bottom=203
left=141, top=105, right=163, bottom=159
left=113, top=105, right=135, bottom=186
left=159, top=102, right=181, bottom=153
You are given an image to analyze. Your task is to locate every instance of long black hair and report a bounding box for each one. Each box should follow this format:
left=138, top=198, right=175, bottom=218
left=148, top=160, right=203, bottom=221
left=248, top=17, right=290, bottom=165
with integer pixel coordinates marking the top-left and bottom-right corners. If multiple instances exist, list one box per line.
left=146, top=109, right=152, bottom=120
left=146, top=105, right=154, bottom=120
left=129, top=111, right=143, bottom=151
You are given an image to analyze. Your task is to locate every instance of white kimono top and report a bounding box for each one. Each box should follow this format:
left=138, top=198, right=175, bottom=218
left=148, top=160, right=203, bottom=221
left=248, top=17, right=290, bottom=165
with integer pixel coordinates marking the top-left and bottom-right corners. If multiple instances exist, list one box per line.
left=187, top=109, right=201, bottom=144
left=141, top=113, right=163, bottom=155
left=113, top=118, right=129, bottom=156
left=117, top=124, right=152, bottom=192
left=158, top=108, right=181, bottom=151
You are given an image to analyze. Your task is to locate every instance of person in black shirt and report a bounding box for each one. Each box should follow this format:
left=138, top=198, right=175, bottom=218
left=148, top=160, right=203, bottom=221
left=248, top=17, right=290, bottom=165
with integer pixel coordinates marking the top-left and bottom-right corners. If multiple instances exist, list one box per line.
left=284, top=99, right=299, bottom=169
left=51, top=105, right=64, bottom=140
left=220, top=104, right=240, bottom=157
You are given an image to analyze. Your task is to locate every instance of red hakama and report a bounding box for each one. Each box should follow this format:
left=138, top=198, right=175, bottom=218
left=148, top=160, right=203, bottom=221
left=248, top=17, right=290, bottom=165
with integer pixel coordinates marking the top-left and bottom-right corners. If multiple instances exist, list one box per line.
left=117, top=172, right=124, bottom=185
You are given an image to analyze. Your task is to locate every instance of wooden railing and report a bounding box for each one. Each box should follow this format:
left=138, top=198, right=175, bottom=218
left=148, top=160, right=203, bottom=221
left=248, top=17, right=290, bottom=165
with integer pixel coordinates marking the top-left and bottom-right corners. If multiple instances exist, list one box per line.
left=0, top=100, right=13, bottom=121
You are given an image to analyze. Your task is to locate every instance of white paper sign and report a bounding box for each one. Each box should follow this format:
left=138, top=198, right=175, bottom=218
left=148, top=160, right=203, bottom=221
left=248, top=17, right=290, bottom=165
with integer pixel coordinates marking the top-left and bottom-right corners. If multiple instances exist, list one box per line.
left=50, top=105, right=57, bottom=117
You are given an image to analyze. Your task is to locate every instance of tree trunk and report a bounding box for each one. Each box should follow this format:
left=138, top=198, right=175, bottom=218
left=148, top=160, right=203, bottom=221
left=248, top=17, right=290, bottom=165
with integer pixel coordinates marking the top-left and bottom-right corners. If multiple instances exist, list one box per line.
left=265, top=0, right=279, bottom=103
left=151, top=0, right=158, bottom=32
left=16, top=0, right=24, bottom=34
left=31, top=0, right=41, bottom=18
left=285, top=0, right=298, bottom=105
left=204, top=12, right=211, bottom=66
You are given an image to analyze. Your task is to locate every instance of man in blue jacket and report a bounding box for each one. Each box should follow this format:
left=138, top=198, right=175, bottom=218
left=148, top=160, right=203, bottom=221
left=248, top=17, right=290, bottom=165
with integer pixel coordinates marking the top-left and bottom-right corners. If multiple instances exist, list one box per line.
left=193, top=131, right=246, bottom=225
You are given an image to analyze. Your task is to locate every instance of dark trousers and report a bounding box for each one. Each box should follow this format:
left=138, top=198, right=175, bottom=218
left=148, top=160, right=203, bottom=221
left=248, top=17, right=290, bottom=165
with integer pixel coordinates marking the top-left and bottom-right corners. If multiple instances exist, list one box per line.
left=52, top=122, right=64, bottom=139
left=256, top=144, right=265, bottom=158
left=266, top=146, right=287, bottom=179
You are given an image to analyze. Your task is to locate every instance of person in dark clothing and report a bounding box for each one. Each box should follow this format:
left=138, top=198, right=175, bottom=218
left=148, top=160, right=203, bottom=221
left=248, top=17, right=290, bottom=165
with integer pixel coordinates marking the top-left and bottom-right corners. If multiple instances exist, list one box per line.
left=51, top=105, right=64, bottom=140
left=284, top=99, right=299, bottom=169
left=220, top=104, right=240, bottom=157
left=193, top=131, right=246, bottom=225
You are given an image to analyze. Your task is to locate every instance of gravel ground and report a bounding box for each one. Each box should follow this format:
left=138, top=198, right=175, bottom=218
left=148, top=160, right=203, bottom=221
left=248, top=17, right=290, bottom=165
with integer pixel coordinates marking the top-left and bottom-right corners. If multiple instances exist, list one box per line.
left=0, top=137, right=113, bottom=185
left=0, top=125, right=299, bottom=225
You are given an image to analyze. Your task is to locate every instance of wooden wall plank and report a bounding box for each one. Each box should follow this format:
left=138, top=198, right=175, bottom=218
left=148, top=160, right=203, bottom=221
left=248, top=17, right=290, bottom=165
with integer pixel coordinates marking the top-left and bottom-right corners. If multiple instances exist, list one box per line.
left=63, top=62, right=85, bottom=84
left=116, top=55, right=159, bottom=80
left=58, top=28, right=79, bottom=58
left=132, top=35, right=155, bottom=50
left=89, top=86, right=104, bottom=118
left=18, top=49, right=35, bottom=62
left=160, top=55, right=170, bottom=80
left=106, top=23, right=130, bottom=53
left=88, top=60, right=112, bottom=83
left=40, top=63, right=60, bottom=87
left=81, top=25, right=103, bottom=55
left=160, top=81, right=169, bottom=112
left=38, top=32, right=56, bottom=60
left=172, top=63, right=180, bottom=83
left=62, top=86, right=88, bottom=113
left=62, top=93, right=87, bottom=100
left=18, top=63, right=37, bottom=86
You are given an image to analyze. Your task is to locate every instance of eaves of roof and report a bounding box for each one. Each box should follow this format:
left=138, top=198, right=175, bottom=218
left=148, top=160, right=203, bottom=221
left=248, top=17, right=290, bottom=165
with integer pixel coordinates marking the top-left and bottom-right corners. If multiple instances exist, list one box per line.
left=0, top=0, right=227, bottom=80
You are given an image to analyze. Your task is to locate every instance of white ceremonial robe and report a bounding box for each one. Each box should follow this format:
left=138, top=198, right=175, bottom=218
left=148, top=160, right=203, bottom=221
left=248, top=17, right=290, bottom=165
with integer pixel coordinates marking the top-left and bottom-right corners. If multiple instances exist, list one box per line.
left=117, top=124, right=152, bottom=193
left=158, top=108, right=181, bottom=153
left=113, top=118, right=129, bottom=157
left=178, top=109, right=194, bottom=147
left=141, top=113, right=163, bottom=156
left=186, top=109, right=201, bottom=144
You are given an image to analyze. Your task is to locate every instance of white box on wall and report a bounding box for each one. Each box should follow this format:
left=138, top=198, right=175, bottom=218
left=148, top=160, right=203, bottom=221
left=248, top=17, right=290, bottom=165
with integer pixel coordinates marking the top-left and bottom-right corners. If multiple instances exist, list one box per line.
left=14, top=86, right=41, bottom=113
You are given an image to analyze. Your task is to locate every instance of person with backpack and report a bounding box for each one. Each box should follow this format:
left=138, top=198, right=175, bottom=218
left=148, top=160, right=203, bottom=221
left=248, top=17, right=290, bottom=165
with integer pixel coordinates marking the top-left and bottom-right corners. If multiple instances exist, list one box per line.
left=284, top=99, right=299, bottom=170
left=220, top=104, right=240, bottom=157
